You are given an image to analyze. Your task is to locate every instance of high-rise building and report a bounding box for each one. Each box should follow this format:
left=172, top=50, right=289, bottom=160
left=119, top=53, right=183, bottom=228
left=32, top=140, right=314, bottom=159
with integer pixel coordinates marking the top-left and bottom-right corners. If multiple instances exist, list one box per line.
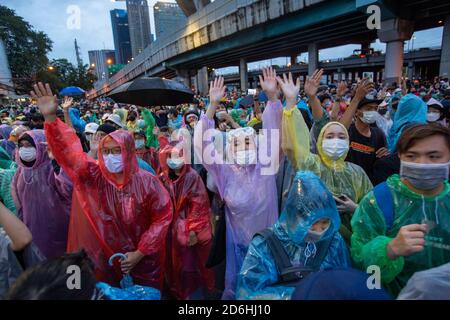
left=154, top=2, right=187, bottom=40
left=110, top=9, right=132, bottom=65
left=125, top=0, right=152, bottom=58
left=88, top=50, right=116, bottom=81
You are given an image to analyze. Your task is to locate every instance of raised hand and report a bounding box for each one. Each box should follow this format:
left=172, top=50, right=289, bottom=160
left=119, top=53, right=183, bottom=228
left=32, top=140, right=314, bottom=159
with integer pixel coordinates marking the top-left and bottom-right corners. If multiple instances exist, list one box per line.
left=61, top=96, right=73, bottom=111
left=353, top=78, right=374, bottom=102
left=337, top=80, right=348, bottom=97
left=276, top=72, right=300, bottom=108
left=209, top=76, right=226, bottom=107
left=30, top=82, right=58, bottom=122
left=304, top=69, right=324, bottom=98
left=258, top=67, right=279, bottom=102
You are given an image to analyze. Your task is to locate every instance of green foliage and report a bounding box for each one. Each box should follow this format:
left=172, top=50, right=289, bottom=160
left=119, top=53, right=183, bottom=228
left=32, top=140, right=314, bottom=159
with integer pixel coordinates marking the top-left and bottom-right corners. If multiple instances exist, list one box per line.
left=0, top=5, right=52, bottom=93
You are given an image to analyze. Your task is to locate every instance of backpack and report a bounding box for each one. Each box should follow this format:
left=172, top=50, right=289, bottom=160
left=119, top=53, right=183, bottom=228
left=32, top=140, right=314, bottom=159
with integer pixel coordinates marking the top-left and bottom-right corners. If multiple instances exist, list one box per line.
left=255, top=229, right=333, bottom=286
left=372, top=182, right=395, bottom=231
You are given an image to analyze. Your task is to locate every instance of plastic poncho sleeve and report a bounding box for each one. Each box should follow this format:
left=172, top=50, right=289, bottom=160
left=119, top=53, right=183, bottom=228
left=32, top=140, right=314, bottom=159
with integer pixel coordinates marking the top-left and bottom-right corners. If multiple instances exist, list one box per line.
left=282, top=107, right=319, bottom=173
left=310, top=111, right=330, bottom=153
left=236, top=235, right=294, bottom=300
left=137, top=182, right=173, bottom=255
left=0, top=168, right=16, bottom=214
left=44, top=118, right=97, bottom=184
left=194, top=115, right=230, bottom=197
left=262, top=100, right=283, bottom=166
left=350, top=191, right=405, bottom=284
left=142, top=109, right=159, bottom=148
left=68, top=108, right=87, bottom=133
left=185, top=176, right=212, bottom=235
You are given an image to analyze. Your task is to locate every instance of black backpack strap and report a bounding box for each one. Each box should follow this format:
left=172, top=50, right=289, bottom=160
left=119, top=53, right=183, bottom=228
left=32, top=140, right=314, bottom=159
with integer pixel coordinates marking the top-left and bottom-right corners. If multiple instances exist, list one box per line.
left=306, top=236, right=334, bottom=270
left=255, top=229, right=293, bottom=275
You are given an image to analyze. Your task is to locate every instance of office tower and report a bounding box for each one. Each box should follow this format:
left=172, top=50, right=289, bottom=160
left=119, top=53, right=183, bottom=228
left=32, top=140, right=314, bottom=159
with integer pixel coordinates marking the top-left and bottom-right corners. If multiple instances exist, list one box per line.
left=110, top=9, right=132, bottom=64
left=153, top=1, right=187, bottom=40
left=126, top=0, right=152, bottom=57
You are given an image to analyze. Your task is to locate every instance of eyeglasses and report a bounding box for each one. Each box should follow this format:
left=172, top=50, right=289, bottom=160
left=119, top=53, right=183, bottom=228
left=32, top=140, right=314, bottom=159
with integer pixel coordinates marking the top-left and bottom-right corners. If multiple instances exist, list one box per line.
left=101, top=147, right=122, bottom=155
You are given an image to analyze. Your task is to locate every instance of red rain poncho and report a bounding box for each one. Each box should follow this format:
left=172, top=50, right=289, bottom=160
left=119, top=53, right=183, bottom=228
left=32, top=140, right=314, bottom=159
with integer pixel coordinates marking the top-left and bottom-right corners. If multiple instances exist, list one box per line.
left=45, top=118, right=173, bottom=289
left=158, top=143, right=214, bottom=299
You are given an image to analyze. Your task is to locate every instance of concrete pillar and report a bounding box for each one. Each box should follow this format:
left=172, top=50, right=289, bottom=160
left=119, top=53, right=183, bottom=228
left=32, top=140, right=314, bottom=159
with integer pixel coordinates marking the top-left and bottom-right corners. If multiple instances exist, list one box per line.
left=407, top=61, right=414, bottom=80
left=239, top=58, right=248, bottom=93
left=308, top=43, right=319, bottom=76
left=378, top=18, right=414, bottom=85
left=337, top=68, right=343, bottom=82
left=439, top=14, right=450, bottom=77
left=290, top=54, right=297, bottom=66
left=197, top=67, right=209, bottom=96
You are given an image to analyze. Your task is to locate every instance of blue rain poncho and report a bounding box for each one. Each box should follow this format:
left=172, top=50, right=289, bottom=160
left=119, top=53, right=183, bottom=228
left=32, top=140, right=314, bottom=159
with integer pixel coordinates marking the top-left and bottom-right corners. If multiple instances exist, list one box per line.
left=236, top=171, right=351, bottom=300
left=387, top=94, right=427, bottom=153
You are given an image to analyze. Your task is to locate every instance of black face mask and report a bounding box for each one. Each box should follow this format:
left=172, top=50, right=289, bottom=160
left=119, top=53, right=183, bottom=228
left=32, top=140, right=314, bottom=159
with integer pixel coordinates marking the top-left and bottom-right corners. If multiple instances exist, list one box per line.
left=378, top=109, right=387, bottom=116
left=128, top=116, right=136, bottom=122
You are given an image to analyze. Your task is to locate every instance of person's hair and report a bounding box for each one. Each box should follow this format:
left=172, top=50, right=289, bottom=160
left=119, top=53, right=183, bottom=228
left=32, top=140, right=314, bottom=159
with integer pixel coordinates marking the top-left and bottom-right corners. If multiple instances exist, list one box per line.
left=6, top=250, right=97, bottom=300
left=397, top=123, right=450, bottom=154
left=168, top=108, right=178, bottom=117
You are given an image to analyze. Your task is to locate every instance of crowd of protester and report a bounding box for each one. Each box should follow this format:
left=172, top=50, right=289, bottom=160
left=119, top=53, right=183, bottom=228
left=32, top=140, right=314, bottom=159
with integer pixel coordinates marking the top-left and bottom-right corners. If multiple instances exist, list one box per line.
left=0, top=69, right=449, bottom=300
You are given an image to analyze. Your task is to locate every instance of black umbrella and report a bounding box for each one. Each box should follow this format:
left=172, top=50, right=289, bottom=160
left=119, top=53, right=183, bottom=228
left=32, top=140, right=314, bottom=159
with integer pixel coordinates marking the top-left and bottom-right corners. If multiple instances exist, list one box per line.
left=107, top=77, right=194, bottom=106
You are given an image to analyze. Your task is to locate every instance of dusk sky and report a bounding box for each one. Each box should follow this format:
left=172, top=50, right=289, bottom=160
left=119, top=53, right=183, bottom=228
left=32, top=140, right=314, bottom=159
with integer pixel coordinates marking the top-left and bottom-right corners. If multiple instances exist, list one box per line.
left=2, top=0, right=443, bottom=73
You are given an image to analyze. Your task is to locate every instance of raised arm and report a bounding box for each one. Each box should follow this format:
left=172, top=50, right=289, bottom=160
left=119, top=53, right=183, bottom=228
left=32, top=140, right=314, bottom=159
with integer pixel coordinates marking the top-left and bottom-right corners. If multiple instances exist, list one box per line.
left=305, top=69, right=324, bottom=121
left=194, top=77, right=229, bottom=196
left=278, top=72, right=314, bottom=171
left=31, top=83, right=95, bottom=183
left=0, top=201, right=32, bottom=251
left=61, top=97, right=74, bottom=130
left=331, top=81, right=348, bottom=121
left=339, top=78, right=373, bottom=129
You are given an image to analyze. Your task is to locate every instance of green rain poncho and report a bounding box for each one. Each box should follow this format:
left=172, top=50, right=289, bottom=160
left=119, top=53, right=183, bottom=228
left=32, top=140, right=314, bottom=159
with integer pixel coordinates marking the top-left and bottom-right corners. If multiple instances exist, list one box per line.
left=0, top=146, right=17, bottom=214
left=282, top=108, right=373, bottom=244
left=142, top=109, right=159, bottom=148
left=351, top=175, right=450, bottom=297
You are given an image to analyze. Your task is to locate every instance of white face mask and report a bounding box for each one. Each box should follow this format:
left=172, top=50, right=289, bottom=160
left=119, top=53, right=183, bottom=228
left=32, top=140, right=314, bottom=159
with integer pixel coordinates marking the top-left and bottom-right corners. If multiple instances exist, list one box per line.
left=103, top=154, right=123, bottom=173
left=167, top=157, right=184, bottom=170
left=360, top=111, right=378, bottom=124
left=19, top=147, right=37, bottom=162
left=304, top=224, right=330, bottom=243
left=322, top=138, right=349, bottom=160
left=135, top=139, right=145, bottom=149
left=427, top=112, right=440, bottom=122
left=234, top=149, right=257, bottom=166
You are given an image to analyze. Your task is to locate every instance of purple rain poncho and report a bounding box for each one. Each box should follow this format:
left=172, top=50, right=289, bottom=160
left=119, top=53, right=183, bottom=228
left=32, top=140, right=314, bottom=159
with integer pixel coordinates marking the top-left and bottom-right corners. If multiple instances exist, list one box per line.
left=12, top=130, right=73, bottom=259
left=194, top=100, right=282, bottom=299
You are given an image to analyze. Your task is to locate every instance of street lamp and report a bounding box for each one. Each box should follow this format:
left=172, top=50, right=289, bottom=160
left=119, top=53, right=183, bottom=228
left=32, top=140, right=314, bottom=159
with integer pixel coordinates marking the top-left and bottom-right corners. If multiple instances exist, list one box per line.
left=91, top=63, right=95, bottom=68
left=48, top=66, right=54, bottom=71
left=107, top=59, right=113, bottom=65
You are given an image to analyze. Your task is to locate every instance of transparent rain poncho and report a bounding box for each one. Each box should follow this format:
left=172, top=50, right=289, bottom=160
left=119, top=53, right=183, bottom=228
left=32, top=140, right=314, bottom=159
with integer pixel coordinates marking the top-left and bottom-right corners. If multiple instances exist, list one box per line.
left=194, top=100, right=282, bottom=299
left=387, top=94, right=427, bottom=153
left=351, top=175, right=450, bottom=298
left=282, top=108, right=373, bottom=244
left=397, top=262, right=450, bottom=300
left=45, top=118, right=173, bottom=289
left=158, top=143, right=215, bottom=299
left=12, top=130, right=73, bottom=259
left=236, top=171, right=351, bottom=300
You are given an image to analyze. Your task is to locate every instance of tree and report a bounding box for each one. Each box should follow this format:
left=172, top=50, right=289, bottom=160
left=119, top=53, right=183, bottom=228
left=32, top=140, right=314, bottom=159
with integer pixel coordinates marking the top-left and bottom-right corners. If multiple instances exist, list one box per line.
left=0, top=5, right=53, bottom=93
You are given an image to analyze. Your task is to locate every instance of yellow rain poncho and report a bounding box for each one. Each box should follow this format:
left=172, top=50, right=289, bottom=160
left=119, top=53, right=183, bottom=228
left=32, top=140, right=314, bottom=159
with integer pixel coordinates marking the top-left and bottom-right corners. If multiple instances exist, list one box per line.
left=351, top=175, right=450, bottom=298
left=282, top=108, right=373, bottom=244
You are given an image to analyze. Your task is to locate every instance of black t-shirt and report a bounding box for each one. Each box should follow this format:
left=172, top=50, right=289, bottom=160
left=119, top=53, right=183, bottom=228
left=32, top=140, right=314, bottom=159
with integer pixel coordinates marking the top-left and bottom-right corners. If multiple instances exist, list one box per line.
left=151, top=111, right=168, bottom=127
left=346, top=124, right=387, bottom=184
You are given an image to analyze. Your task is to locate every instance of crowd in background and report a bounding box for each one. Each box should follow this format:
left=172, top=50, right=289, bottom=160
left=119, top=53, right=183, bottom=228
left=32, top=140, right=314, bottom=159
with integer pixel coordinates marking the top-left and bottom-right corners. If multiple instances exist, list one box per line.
left=0, top=69, right=449, bottom=300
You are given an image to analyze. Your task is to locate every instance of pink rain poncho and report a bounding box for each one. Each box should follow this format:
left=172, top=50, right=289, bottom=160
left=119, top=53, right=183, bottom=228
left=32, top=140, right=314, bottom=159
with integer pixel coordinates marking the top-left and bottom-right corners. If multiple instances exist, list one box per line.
left=194, top=100, right=282, bottom=299
left=45, top=118, right=173, bottom=289
left=158, top=143, right=215, bottom=299
left=12, top=130, right=72, bottom=259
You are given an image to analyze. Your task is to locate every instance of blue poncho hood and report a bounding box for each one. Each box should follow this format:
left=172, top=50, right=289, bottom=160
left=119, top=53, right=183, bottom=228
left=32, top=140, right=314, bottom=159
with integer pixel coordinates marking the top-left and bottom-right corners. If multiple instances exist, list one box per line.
left=274, top=171, right=341, bottom=245
left=387, top=94, right=427, bottom=152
